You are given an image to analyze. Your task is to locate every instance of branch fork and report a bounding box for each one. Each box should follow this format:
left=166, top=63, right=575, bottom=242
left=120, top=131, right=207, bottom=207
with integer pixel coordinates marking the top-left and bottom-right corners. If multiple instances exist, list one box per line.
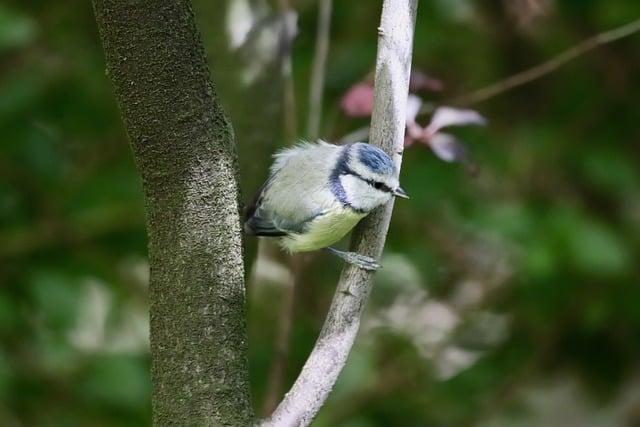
left=260, top=1, right=419, bottom=425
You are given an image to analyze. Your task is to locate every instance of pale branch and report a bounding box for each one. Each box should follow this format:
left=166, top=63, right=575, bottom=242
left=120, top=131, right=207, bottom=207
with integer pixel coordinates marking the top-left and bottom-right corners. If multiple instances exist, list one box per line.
left=454, top=16, right=640, bottom=105
left=259, top=1, right=419, bottom=426
left=307, top=0, right=333, bottom=141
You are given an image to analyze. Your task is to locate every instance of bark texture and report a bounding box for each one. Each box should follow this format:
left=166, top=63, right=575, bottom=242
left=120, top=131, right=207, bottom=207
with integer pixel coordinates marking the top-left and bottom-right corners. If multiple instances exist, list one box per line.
left=92, top=1, right=253, bottom=425
left=261, top=1, right=418, bottom=425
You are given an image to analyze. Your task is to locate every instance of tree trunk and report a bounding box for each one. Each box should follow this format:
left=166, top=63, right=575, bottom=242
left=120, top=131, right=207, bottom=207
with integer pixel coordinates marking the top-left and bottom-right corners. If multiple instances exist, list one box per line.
left=92, top=1, right=253, bottom=425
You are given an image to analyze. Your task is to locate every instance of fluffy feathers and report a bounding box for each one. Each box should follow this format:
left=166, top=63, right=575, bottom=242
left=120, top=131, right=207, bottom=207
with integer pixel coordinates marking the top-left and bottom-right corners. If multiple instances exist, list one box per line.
left=245, top=140, right=400, bottom=252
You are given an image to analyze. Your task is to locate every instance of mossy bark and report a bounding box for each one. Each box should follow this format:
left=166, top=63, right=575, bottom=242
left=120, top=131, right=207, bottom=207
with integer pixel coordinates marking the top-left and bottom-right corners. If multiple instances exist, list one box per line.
left=92, top=1, right=253, bottom=425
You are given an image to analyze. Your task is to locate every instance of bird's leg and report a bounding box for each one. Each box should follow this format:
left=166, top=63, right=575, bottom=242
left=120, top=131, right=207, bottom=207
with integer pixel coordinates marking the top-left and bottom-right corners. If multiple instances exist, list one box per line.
left=326, top=247, right=381, bottom=271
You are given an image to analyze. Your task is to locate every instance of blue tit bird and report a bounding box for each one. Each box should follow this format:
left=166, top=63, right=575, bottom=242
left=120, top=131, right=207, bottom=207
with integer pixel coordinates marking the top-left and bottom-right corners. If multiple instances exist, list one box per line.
left=244, top=140, right=408, bottom=270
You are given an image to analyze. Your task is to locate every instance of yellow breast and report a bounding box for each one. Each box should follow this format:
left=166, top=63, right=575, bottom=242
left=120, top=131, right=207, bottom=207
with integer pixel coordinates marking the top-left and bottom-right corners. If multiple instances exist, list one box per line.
left=279, top=207, right=367, bottom=253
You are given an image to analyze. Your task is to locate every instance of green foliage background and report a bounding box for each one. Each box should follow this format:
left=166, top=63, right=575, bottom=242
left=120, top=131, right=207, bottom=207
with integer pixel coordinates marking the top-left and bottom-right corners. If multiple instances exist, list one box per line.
left=1, top=0, right=639, bottom=425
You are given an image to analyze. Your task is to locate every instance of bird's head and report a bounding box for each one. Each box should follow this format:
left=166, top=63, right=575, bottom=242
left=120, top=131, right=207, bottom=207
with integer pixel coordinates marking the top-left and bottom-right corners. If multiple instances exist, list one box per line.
left=338, top=142, right=408, bottom=213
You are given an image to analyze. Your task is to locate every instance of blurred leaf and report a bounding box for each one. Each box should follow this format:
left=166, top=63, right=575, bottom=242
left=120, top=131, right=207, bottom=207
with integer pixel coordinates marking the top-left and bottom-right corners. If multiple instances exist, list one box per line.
left=331, top=346, right=377, bottom=400
left=581, top=147, right=639, bottom=196
left=0, top=349, right=10, bottom=399
left=78, top=355, right=150, bottom=411
left=553, top=212, right=632, bottom=276
left=522, top=238, right=558, bottom=279
left=28, top=271, right=81, bottom=330
left=0, top=6, right=36, bottom=52
left=0, top=293, right=17, bottom=334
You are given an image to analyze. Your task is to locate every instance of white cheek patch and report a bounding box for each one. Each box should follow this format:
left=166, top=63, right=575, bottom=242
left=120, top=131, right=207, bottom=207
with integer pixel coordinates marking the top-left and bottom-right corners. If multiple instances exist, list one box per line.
left=339, top=174, right=363, bottom=202
left=340, top=174, right=392, bottom=212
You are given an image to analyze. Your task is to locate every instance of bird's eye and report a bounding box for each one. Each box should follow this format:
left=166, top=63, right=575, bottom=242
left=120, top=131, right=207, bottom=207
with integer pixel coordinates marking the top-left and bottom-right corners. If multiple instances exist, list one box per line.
left=373, top=182, right=384, bottom=190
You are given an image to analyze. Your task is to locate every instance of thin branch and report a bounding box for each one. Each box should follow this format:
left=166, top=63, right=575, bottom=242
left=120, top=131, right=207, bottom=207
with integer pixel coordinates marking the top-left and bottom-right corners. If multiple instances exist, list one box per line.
left=340, top=17, right=640, bottom=144
left=264, top=0, right=334, bottom=413
left=454, top=17, right=640, bottom=105
left=261, top=0, right=301, bottom=414
left=279, top=0, right=298, bottom=144
left=261, top=256, right=300, bottom=415
left=307, top=0, right=333, bottom=141
left=262, top=286, right=295, bottom=414
left=260, top=0, right=419, bottom=425
left=282, top=70, right=297, bottom=144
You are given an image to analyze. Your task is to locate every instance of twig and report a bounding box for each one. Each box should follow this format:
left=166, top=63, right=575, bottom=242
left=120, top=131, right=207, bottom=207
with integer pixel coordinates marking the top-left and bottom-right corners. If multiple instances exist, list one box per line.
left=261, top=0, right=301, bottom=414
left=261, top=257, right=299, bottom=414
left=282, top=72, right=297, bottom=144
left=279, top=0, right=297, bottom=144
left=454, top=17, right=640, bottom=105
left=307, top=0, right=333, bottom=141
left=340, top=17, right=640, bottom=144
left=265, top=2, right=335, bottom=411
left=264, top=0, right=334, bottom=412
left=260, top=0, right=418, bottom=425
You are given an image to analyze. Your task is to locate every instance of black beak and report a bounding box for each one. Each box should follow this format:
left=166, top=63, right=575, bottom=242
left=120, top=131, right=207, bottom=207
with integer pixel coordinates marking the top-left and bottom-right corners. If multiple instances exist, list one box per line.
left=393, top=187, right=409, bottom=199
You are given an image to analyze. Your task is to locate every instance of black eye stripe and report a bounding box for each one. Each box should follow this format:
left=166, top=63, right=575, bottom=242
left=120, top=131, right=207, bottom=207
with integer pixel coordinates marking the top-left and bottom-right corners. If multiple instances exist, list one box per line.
left=367, top=180, right=392, bottom=193
left=339, top=164, right=393, bottom=193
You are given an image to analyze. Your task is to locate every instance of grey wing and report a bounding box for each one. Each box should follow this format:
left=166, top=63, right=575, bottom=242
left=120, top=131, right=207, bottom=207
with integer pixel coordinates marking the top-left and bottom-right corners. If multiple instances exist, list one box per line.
left=244, top=175, right=286, bottom=236
left=244, top=172, right=316, bottom=237
left=245, top=207, right=315, bottom=236
left=244, top=141, right=335, bottom=237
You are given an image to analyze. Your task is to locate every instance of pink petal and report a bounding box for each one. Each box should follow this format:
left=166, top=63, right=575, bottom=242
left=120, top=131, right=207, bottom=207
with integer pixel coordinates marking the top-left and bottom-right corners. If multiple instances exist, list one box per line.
left=426, top=107, right=486, bottom=135
left=406, top=122, right=424, bottom=141
left=404, top=134, right=415, bottom=147
left=428, top=133, right=468, bottom=163
left=409, top=70, right=444, bottom=92
left=405, top=94, right=423, bottom=125
left=340, top=83, right=375, bottom=117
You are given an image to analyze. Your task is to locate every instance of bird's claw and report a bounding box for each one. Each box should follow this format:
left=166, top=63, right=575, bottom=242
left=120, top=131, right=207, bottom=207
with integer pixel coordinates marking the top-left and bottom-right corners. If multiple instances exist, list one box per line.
left=326, top=247, right=381, bottom=271
left=348, top=253, right=381, bottom=271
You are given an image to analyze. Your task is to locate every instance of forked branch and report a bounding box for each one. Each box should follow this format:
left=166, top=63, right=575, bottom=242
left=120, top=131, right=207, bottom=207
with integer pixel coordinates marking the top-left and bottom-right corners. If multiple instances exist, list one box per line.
left=260, top=0, right=419, bottom=425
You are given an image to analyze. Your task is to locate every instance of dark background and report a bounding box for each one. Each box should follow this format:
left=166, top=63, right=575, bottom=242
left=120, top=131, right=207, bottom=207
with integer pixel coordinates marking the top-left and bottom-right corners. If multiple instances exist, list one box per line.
left=1, top=0, right=640, bottom=425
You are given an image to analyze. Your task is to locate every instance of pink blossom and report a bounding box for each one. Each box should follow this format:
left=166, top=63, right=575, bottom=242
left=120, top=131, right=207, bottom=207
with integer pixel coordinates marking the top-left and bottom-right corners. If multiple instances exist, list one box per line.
left=340, top=82, right=375, bottom=117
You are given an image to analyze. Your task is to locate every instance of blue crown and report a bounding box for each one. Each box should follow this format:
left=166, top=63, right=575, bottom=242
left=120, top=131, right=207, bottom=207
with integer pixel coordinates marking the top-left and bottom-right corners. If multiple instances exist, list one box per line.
left=356, top=143, right=394, bottom=174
